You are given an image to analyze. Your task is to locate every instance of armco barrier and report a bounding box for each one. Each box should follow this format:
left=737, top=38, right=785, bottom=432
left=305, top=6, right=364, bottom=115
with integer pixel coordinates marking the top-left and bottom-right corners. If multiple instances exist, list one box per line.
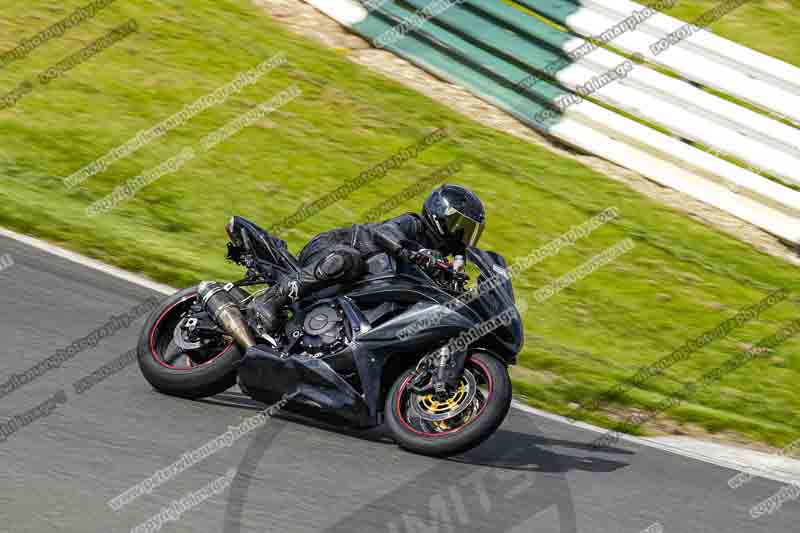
left=408, top=0, right=800, bottom=186
left=516, top=0, right=800, bottom=124
left=303, top=0, right=800, bottom=245
left=583, top=0, right=800, bottom=95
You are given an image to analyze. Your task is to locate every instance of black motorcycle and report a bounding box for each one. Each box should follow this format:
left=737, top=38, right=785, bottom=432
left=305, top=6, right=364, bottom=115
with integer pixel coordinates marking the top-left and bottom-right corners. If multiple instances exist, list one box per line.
left=137, top=216, right=523, bottom=456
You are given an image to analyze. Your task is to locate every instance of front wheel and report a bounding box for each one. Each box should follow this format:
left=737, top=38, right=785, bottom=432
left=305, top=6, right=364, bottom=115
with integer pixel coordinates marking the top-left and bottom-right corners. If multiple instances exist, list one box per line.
left=385, top=351, right=512, bottom=457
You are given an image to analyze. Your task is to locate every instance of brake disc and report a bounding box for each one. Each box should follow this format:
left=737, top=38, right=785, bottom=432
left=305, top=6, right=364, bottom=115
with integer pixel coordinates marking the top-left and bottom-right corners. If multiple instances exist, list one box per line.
left=411, top=368, right=478, bottom=422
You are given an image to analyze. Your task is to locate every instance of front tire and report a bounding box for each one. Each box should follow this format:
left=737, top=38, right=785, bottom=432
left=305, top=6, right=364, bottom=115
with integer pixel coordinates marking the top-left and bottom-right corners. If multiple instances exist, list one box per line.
left=137, top=286, right=244, bottom=399
left=385, top=351, right=512, bottom=457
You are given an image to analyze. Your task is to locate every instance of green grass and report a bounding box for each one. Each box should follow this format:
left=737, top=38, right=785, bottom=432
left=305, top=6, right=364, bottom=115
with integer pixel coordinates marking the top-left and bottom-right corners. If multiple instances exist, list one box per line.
left=670, top=0, right=800, bottom=68
left=1, top=0, right=799, bottom=447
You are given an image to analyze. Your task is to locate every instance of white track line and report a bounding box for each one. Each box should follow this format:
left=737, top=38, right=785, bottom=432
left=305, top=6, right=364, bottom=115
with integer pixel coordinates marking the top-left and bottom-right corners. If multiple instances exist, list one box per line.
left=512, top=400, right=800, bottom=486
left=0, top=226, right=175, bottom=295
left=3, top=225, right=798, bottom=486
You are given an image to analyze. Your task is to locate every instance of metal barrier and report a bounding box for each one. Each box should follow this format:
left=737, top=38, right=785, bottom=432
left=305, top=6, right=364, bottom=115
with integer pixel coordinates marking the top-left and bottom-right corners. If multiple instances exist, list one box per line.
left=304, top=0, right=800, bottom=245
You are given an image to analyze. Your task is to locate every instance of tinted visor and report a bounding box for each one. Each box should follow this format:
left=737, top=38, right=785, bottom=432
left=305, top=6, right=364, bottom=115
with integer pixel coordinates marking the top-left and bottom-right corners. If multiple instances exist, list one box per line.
left=446, top=208, right=485, bottom=247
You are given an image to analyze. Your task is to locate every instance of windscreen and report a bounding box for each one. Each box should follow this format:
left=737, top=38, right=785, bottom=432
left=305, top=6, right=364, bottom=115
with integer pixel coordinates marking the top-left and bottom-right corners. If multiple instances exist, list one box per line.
left=466, top=247, right=523, bottom=357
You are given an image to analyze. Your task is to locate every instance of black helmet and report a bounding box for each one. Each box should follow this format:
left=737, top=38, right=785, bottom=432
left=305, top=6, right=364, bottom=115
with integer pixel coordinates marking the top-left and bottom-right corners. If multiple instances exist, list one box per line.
left=422, top=184, right=486, bottom=249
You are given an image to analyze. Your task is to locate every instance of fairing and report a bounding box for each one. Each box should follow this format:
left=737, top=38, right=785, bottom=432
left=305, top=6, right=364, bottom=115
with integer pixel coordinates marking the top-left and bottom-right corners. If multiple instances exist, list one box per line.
left=237, top=245, right=524, bottom=428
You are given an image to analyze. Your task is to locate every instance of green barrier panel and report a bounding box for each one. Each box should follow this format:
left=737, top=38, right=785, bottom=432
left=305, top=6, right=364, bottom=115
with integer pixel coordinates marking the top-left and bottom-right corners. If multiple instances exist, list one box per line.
left=462, top=0, right=582, bottom=79
left=465, top=0, right=575, bottom=49
left=400, top=0, right=581, bottom=98
left=349, top=0, right=572, bottom=130
left=382, top=0, right=566, bottom=103
left=513, top=0, right=583, bottom=27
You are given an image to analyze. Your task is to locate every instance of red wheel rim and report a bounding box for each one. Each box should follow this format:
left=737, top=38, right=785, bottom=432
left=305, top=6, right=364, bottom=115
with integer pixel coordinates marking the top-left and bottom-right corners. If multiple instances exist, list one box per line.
left=149, top=293, right=234, bottom=370
left=396, top=355, right=493, bottom=437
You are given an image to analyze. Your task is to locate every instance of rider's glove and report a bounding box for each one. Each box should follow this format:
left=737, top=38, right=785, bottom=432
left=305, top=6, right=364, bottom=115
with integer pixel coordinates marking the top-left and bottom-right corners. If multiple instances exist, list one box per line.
left=409, top=248, right=440, bottom=270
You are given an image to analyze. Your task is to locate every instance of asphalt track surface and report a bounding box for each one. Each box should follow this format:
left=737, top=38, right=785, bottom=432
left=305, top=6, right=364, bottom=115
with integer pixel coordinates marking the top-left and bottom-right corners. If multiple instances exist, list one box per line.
left=0, top=233, right=796, bottom=533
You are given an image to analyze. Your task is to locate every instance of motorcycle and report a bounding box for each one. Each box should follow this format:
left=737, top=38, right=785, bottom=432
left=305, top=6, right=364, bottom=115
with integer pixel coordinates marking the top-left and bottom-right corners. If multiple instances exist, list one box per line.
left=137, top=216, right=524, bottom=456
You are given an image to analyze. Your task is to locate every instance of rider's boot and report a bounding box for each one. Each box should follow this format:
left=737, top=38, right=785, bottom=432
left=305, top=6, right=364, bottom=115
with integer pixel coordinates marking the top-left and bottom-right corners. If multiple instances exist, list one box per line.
left=250, top=247, right=364, bottom=335
left=250, top=277, right=301, bottom=333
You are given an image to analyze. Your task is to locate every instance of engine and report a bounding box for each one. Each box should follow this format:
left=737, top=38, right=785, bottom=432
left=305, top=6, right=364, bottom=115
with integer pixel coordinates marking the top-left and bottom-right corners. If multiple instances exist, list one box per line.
left=297, top=303, right=348, bottom=356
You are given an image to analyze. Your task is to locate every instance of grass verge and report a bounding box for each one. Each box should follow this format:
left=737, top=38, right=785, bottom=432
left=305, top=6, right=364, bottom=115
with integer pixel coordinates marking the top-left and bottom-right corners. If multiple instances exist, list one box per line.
left=0, top=0, right=799, bottom=447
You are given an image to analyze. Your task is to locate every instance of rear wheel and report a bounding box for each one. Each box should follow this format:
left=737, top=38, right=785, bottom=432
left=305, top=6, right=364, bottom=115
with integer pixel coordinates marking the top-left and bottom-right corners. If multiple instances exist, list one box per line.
left=385, top=351, right=511, bottom=457
left=137, top=286, right=244, bottom=399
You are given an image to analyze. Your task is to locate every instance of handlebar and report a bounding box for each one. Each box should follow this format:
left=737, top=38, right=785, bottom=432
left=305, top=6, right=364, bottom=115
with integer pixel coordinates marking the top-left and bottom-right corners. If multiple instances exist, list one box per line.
left=405, top=250, right=469, bottom=293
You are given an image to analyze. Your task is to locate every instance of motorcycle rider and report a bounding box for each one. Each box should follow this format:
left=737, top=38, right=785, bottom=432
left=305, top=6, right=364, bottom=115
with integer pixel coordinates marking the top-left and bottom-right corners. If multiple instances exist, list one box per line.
left=249, top=184, right=486, bottom=333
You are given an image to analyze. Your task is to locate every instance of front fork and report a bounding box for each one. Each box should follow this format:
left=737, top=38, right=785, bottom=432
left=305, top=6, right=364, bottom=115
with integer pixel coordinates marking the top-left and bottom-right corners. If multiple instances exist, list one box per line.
left=408, top=346, right=468, bottom=397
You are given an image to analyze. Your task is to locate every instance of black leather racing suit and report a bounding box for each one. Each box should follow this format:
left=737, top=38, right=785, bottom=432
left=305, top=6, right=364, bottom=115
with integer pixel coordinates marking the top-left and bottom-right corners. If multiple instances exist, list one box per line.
left=250, top=213, right=462, bottom=330
left=303, top=213, right=458, bottom=266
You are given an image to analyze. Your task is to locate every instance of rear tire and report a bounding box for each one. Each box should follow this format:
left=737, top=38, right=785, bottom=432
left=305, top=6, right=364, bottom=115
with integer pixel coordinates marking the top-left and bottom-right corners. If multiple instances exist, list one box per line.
left=137, top=286, right=244, bottom=399
left=385, top=351, right=511, bottom=457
